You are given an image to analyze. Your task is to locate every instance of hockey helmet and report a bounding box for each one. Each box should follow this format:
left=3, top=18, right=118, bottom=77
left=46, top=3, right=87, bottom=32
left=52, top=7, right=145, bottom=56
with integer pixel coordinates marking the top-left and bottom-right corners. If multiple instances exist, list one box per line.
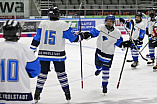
left=105, top=15, right=115, bottom=23
left=149, top=8, right=155, bottom=12
left=2, top=20, right=22, bottom=41
left=135, top=12, right=143, bottom=18
left=149, top=8, right=156, bottom=17
left=48, top=6, right=60, bottom=19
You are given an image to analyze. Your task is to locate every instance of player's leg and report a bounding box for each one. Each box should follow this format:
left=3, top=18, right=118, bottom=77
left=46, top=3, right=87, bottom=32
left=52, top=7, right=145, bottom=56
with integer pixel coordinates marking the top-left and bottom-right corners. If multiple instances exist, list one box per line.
left=101, top=56, right=113, bottom=94
left=34, top=61, right=50, bottom=102
left=147, top=41, right=155, bottom=64
left=95, top=53, right=102, bottom=76
left=131, top=48, right=139, bottom=67
left=101, top=66, right=110, bottom=93
left=53, top=61, right=71, bottom=100
left=95, top=52, right=113, bottom=93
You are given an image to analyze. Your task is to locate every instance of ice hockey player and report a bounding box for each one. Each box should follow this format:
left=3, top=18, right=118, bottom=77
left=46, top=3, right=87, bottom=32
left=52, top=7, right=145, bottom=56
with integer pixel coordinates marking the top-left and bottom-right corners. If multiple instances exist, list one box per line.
left=0, top=20, right=41, bottom=104
left=30, top=6, right=83, bottom=103
left=146, top=8, right=157, bottom=65
left=78, top=15, right=132, bottom=93
left=120, top=12, right=146, bottom=68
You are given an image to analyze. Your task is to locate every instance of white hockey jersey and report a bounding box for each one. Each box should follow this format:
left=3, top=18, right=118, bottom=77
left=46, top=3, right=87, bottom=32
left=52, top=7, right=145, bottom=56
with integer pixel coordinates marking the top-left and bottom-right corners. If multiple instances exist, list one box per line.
left=132, top=20, right=146, bottom=40
left=0, top=41, right=41, bottom=104
left=92, top=24, right=122, bottom=54
left=147, top=17, right=157, bottom=35
left=30, top=20, right=79, bottom=62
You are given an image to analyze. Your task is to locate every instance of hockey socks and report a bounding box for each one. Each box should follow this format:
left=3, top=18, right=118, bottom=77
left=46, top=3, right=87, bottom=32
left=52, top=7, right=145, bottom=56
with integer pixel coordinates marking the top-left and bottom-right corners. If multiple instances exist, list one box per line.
left=56, top=72, right=71, bottom=100
left=131, top=48, right=139, bottom=62
left=36, top=73, right=48, bottom=93
left=34, top=73, right=48, bottom=103
left=102, top=67, right=109, bottom=93
left=149, top=47, right=155, bottom=59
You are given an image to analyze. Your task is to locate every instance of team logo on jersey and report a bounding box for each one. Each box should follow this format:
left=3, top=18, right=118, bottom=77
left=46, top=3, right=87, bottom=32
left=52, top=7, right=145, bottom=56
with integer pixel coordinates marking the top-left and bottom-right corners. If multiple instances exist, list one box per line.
left=102, top=36, right=108, bottom=41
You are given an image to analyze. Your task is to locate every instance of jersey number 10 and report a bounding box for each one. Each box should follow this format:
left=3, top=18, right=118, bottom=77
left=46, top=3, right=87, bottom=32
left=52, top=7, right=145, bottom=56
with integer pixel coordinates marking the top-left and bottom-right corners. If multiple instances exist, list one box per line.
left=0, top=59, right=19, bottom=82
left=44, top=30, right=56, bottom=45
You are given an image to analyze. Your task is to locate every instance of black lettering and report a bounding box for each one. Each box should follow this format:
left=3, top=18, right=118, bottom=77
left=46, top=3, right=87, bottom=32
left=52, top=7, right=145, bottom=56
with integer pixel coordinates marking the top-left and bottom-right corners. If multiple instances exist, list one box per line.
left=0, top=2, right=14, bottom=13
left=15, top=2, right=24, bottom=12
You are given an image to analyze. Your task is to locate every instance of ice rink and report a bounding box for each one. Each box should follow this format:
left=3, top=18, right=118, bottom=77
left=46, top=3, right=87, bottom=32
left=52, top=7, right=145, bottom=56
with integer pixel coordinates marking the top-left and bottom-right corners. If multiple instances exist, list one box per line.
left=1, top=34, right=157, bottom=104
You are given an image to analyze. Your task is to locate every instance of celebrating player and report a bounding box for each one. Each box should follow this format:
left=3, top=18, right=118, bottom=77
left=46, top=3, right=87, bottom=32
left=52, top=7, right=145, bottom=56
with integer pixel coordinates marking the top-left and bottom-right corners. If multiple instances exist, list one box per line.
left=0, top=20, right=41, bottom=104
left=79, top=15, right=131, bottom=93
left=30, top=6, right=83, bottom=103
left=120, top=12, right=146, bottom=68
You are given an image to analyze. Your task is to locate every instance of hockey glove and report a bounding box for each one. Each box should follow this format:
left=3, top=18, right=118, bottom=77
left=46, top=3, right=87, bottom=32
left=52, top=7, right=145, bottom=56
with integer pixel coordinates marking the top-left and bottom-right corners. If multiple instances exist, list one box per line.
left=133, top=39, right=143, bottom=45
left=77, top=32, right=84, bottom=41
left=119, top=18, right=126, bottom=24
left=83, top=32, right=92, bottom=40
left=122, top=40, right=132, bottom=48
left=151, top=37, right=157, bottom=47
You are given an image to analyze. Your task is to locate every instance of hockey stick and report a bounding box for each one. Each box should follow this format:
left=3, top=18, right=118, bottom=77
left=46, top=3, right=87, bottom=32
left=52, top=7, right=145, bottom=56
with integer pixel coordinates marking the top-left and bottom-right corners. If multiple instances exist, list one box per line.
left=122, top=22, right=148, bottom=61
left=117, top=20, right=134, bottom=89
left=78, top=2, right=83, bottom=89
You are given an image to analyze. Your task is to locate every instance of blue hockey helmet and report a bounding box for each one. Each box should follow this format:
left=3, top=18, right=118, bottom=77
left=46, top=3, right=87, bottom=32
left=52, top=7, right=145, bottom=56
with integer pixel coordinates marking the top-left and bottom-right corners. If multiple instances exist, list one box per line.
left=2, top=20, right=22, bottom=41
left=105, top=15, right=115, bottom=23
left=48, top=6, right=60, bottom=19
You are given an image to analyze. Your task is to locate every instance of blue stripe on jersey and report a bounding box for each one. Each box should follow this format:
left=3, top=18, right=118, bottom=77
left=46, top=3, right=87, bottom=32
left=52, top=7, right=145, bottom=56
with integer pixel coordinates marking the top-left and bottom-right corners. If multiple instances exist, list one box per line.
left=115, top=37, right=123, bottom=47
left=33, top=28, right=42, bottom=42
left=98, top=57, right=110, bottom=63
left=63, top=27, right=78, bottom=42
left=38, top=57, right=66, bottom=61
left=0, top=92, right=33, bottom=101
left=96, top=48, right=113, bottom=63
left=25, top=58, right=41, bottom=78
left=139, top=29, right=145, bottom=39
left=89, top=28, right=100, bottom=37
left=30, top=47, right=36, bottom=51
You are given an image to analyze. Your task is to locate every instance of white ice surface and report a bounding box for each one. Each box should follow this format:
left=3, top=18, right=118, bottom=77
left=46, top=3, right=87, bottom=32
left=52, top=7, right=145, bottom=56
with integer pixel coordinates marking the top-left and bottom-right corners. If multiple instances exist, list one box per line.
left=1, top=35, right=157, bottom=104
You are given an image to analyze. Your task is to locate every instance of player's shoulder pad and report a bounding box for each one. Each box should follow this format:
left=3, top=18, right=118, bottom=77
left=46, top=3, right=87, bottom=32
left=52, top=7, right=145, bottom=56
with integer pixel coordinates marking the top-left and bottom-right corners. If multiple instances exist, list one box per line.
left=95, top=24, right=104, bottom=31
left=60, top=20, right=70, bottom=31
left=136, top=21, right=146, bottom=30
left=113, top=27, right=122, bottom=38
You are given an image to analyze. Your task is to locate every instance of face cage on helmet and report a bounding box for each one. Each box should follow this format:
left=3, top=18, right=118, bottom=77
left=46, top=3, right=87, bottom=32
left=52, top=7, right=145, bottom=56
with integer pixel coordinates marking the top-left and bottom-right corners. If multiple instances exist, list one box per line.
left=105, top=19, right=115, bottom=23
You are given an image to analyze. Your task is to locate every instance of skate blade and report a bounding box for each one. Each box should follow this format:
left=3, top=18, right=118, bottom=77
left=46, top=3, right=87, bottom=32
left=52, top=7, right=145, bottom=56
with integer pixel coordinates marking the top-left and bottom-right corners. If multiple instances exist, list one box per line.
left=67, top=100, right=70, bottom=104
left=103, top=93, right=106, bottom=96
left=35, top=100, right=38, bottom=104
left=153, top=69, right=157, bottom=72
left=131, top=67, right=137, bottom=70
left=147, top=63, right=154, bottom=66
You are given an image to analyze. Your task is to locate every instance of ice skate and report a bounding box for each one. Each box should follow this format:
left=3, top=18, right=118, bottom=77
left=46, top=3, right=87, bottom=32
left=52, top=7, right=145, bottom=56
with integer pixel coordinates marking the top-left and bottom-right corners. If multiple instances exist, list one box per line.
left=147, top=58, right=154, bottom=65
left=34, top=89, right=41, bottom=104
left=131, top=61, right=139, bottom=68
left=95, top=70, right=101, bottom=76
left=102, top=86, right=107, bottom=94
left=153, top=65, right=157, bottom=72
left=64, top=88, right=71, bottom=101
left=146, top=54, right=150, bottom=58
